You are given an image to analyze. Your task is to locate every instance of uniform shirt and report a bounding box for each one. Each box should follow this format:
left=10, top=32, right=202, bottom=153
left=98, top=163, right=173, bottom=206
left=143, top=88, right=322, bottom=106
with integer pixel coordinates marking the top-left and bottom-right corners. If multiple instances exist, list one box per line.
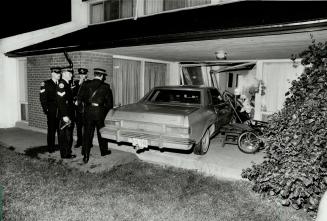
left=39, top=79, right=58, bottom=114
left=78, top=79, right=113, bottom=116
left=56, top=79, right=75, bottom=119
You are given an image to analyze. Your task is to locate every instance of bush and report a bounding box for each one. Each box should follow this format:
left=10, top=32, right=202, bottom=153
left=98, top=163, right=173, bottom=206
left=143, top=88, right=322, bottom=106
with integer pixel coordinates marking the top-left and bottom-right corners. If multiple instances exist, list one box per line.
left=242, top=38, right=327, bottom=213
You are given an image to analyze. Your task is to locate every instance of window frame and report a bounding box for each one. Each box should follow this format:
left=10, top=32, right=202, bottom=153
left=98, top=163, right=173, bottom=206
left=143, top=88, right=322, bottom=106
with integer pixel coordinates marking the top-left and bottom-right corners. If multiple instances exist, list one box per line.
left=90, top=0, right=213, bottom=25
left=90, top=0, right=135, bottom=24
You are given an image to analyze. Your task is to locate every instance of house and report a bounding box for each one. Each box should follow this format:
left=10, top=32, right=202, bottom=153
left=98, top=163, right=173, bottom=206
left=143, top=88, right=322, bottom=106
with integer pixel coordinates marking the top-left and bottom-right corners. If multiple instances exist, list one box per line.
left=1, top=0, right=327, bottom=131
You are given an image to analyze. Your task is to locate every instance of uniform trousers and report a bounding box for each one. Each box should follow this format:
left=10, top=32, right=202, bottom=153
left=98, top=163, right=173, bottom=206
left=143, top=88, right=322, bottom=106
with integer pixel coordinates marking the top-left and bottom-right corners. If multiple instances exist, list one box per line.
left=46, top=110, right=59, bottom=152
left=82, top=107, right=108, bottom=156
left=75, top=110, right=84, bottom=146
left=58, top=120, right=74, bottom=158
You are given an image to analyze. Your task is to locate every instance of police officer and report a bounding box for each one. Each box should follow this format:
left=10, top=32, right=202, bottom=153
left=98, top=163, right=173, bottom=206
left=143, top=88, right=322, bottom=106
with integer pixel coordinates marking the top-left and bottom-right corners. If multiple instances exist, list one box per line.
left=56, top=67, right=76, bottom=159
left=72, top=68, right=89, bottom=148
left=78, top=68, right=113, bottom=163
left=39, top=66, right=61, bottom=153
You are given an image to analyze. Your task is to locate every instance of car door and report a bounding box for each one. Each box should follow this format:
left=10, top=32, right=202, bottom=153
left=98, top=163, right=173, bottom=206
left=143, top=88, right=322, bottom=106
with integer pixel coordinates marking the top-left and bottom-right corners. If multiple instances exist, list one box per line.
left=209, top=88, right=233, bottom=129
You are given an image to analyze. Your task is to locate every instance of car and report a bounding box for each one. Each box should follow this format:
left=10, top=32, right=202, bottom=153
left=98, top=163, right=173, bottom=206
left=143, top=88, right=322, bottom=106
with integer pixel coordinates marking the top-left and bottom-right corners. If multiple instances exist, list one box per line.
left=100, top=85, right=233, bottom=155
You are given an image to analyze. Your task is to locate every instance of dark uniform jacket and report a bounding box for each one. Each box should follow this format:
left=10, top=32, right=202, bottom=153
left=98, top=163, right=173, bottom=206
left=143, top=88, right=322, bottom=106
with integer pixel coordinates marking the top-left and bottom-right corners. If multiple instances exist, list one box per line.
left=78, top=79, right=113, bottom=119
left=39, top=79, right=58, bottom=115
left=56, top=79, right=75, bottom=119
left=72, top=79, right=89, bottom=113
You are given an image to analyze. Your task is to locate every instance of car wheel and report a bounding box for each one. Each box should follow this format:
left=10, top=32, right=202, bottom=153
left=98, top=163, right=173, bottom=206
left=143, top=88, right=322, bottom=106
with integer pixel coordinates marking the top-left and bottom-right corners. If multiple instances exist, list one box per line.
left=238, top=132, right=259, bottom=154
left=193, top=129, right=210, bottom=155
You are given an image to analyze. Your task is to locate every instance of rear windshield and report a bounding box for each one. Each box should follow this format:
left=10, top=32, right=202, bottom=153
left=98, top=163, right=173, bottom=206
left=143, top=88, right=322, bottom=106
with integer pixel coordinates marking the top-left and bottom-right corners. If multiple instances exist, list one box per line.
left=147, top=89, right=201, bottom=104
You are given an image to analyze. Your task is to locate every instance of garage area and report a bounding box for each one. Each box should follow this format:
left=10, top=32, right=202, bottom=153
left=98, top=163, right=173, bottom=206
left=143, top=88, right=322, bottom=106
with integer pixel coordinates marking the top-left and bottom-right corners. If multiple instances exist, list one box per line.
left=5, top=1, right=327, bottom=176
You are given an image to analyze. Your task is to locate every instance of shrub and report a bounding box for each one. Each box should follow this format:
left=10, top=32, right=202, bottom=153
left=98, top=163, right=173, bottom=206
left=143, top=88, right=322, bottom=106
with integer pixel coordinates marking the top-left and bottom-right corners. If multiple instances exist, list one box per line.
left=242, top=38, right=327, bottom=214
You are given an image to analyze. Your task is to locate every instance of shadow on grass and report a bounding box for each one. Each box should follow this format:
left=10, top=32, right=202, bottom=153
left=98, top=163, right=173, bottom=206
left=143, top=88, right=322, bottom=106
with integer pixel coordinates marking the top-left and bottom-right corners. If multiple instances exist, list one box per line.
left=24, top=145, right=59, bottom=158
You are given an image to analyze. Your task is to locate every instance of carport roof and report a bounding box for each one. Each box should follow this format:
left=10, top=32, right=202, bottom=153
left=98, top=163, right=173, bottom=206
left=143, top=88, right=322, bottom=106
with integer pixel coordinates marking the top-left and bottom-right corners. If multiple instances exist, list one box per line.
left=6, top=1, right=327, bottom=58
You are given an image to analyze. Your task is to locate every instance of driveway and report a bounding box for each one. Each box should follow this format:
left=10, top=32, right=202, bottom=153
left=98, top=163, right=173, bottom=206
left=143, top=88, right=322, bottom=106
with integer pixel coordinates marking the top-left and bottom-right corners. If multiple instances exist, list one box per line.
left=0, top=127, right=264, bottom=179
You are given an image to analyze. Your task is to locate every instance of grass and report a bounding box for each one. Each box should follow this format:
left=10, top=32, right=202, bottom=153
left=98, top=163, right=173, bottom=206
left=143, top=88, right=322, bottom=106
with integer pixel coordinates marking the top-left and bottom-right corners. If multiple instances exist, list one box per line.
left=0, top=145, right=312, bottom=221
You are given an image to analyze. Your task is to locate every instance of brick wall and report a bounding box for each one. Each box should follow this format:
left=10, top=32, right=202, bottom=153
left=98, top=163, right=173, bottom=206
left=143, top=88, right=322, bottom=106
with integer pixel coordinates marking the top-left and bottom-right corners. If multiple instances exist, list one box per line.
left=27, top=51, right=113, bottom=129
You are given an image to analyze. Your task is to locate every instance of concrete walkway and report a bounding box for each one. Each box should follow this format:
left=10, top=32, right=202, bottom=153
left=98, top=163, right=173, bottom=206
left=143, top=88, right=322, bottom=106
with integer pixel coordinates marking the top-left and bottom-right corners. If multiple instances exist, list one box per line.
left=0, top=127, right=265, bottom=180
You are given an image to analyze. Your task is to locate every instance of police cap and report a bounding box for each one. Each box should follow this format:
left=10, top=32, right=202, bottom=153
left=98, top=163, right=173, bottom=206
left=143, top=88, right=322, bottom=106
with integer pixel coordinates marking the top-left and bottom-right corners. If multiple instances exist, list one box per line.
left=78, top=68, right=88, bottom=75
left=61, top=66, right=73, bottom=74
left=94, top=68, right=107, bottom=76
left=50, top=66, right=61, bottom=74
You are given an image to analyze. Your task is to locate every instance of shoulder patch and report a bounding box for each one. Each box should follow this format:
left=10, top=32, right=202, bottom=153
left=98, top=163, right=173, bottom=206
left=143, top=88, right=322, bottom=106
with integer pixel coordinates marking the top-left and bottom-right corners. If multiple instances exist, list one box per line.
left=40, top=82, right=45, bottom=87
left=59, top=83, right=64, bottom=89
left=57, top=91, right=66, bottom=97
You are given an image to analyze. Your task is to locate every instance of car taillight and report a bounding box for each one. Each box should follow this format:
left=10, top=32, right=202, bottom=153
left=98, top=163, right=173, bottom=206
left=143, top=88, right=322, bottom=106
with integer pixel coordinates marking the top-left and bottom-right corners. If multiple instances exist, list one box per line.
left=166, top=126, right=191, bottom=134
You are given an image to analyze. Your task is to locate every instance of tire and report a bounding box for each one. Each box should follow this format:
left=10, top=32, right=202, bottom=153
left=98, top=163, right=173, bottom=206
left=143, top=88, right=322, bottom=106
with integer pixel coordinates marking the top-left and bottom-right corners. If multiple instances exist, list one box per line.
left=193, top=129, right=210, bottom=155
left=238, top=131, right=260, bottom=154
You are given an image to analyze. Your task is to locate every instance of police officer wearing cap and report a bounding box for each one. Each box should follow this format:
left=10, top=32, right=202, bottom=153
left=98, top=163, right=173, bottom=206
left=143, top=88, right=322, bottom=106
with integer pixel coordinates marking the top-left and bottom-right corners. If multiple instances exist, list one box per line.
left=40, top=66, right=61, bottom=153
left=77, top=68, right=113, bottom=163
left=56, top=67, right=76, bottom=159
left=72, top=68, right=89, bottom=148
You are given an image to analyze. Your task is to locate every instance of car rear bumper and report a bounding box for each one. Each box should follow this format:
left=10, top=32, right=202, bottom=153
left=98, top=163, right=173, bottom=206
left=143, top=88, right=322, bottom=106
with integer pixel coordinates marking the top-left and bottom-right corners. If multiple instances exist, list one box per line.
left=100, top=127, right=195, bottom=150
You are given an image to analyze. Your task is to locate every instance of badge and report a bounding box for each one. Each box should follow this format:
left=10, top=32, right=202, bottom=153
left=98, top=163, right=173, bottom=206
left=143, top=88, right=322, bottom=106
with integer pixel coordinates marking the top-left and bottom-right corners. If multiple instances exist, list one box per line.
left=40, top=89, right=45, bottom=93
left=40, top=82, right=45, bottom=87
left=59, top=83, right=64, bottom=89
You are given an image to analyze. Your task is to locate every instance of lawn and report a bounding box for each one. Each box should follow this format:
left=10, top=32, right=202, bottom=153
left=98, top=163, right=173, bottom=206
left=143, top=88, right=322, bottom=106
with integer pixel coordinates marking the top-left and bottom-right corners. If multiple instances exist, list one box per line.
left=0, top=145, right=312, bottom=221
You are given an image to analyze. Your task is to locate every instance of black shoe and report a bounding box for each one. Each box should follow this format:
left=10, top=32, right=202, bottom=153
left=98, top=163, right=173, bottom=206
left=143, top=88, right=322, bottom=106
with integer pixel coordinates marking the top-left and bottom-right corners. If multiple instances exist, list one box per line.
left=49, top=149, right=55, bottom=153
left=83, top=154, right=89, bottom=164
left=101, top=149, right=111, bottom=156
left=74, top=144, right=81, bottom=148
left=62, top=154, right=76, bottom=159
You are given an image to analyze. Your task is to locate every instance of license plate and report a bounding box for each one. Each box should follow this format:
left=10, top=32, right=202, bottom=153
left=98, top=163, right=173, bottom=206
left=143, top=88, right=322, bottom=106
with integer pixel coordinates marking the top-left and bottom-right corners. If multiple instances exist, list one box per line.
left=128, top=138, right=148, bottom=148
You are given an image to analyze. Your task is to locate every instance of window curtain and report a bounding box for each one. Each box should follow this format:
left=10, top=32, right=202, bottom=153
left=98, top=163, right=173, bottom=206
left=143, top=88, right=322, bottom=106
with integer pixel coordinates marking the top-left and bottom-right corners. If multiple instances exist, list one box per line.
left=189, top=0, right=211, bottom=7
left=105, top=0, right=119, bottom=20
left=121, top=0, right=134, bottom=18
left=91, top=3, right=104, bottom=23
left=164, top=0, right=186, bottom=10
left=113, top=58, right=141, bottom=106
left=144, top=62, right=167, bottom=94
left=144, top=0, right=164, bottom=15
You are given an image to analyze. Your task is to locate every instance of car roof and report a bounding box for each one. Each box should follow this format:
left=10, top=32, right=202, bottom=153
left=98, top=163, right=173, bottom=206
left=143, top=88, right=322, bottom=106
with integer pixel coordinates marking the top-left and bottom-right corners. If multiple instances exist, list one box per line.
left=153, top=85, right=217, bottom=90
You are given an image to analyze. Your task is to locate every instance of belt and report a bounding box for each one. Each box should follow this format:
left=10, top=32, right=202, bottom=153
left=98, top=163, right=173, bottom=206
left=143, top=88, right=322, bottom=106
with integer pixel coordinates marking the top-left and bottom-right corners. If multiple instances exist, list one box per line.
left=90, top=103, right=105, bottom=107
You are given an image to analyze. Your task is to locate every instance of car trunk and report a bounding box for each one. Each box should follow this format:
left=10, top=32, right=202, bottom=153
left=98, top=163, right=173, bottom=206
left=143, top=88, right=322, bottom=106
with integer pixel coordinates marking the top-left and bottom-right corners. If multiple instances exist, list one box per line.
left=111, top=103, right=199, bottom=127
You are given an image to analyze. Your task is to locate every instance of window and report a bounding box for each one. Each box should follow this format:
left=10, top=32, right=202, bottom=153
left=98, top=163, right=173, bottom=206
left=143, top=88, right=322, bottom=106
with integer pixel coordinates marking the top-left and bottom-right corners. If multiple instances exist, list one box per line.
left=144, top=62, right=167, bottom=94
left=148, top=89, right=201, bottom=104
left=144, top=0, right=211, bottom=15
left=90, top=0, right=134, bottom=24
left=210, top=88, right=223, bottom=105
left=144, top=0, right=164, bottom=15
left=91, top=3, right=104, bottom=24
left=164, top=0, right=187, bottom=11
left=112, top=58, right=141, bottom=106
left=91, top=0, right=211, bottom=23
left=182, top=66, right=204, bottom=85
left=228, top=73, right=233, bottom=88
